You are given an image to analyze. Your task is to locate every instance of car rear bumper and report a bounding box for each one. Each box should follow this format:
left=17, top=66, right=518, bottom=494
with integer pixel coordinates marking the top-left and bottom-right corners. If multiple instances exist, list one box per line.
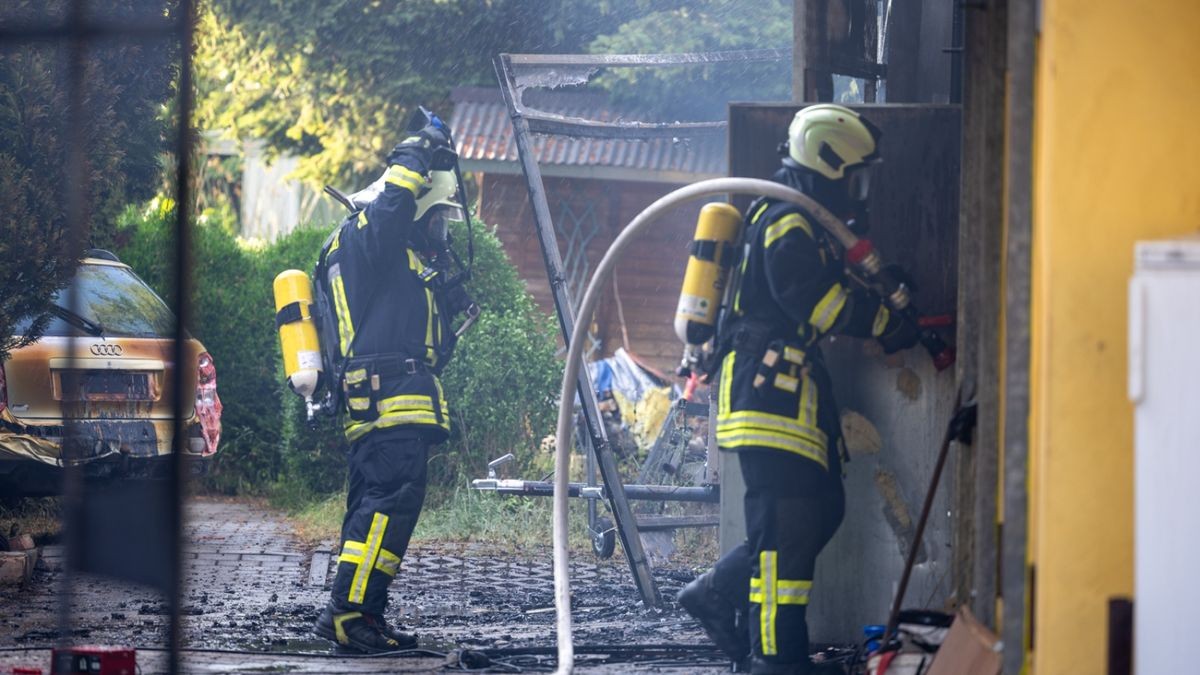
left=0, top=416, right=210, bottom=465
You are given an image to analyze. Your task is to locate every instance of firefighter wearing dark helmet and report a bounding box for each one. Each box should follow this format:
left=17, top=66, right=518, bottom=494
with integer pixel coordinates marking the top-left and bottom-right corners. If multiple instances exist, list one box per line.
left=678, top=104, right=920, bottom=673
left=311, top=120, right=462, bottom=654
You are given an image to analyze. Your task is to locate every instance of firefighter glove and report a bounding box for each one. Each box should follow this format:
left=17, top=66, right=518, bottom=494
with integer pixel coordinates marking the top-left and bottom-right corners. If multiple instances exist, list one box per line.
left=882, top=263, right=919, bottom=294
left=387, top=123, right=451, bottom=173
left=876, top=314, right=920, bottom=354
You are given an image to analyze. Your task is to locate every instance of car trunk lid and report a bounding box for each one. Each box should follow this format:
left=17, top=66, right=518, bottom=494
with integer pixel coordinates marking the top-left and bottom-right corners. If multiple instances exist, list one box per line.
left=6, top=337, right=197, bottom=422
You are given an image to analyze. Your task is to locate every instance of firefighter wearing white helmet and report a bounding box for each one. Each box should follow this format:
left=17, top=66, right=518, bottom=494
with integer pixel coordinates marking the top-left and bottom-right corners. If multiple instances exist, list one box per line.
left=310, top=117, right=464, bottom=655
left=677, top=104, right=920, bottom=674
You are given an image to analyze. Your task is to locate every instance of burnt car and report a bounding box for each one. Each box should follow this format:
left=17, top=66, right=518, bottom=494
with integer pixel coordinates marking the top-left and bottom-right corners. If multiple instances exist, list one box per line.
left=0, top=250, right=221, bottom=496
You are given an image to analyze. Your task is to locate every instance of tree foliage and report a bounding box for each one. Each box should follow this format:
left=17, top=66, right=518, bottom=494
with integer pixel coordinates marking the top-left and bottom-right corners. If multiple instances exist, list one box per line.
left=0, top=0, right=177, bottom=362
left=589, top=0, right=792, bottom=119
left=196, top=0, right=790, bottom=187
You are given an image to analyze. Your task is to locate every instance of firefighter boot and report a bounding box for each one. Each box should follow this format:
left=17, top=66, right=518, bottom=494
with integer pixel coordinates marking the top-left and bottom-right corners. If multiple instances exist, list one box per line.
left=678, top=568, right=750, bottom=662
left=315, top=604, right=416, bottom=653
left=367, top=613, right=418, bottom=648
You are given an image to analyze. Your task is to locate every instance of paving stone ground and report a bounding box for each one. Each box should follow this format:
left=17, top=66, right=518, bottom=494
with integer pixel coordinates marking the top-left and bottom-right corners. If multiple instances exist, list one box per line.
left=0, top=497, right=733, bottom=673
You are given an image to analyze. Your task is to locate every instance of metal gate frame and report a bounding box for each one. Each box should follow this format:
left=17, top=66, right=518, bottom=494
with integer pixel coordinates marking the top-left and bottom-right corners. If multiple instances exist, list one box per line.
left=487, top=50, right=788, bottom=607
left=0, top=3, right=195, bottom=673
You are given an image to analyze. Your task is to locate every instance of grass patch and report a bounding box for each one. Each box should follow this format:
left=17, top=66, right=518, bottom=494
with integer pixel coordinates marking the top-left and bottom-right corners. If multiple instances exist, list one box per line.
left=0, top=497, right=62, bottom=544
left=285, top=483, right=599, bottom=554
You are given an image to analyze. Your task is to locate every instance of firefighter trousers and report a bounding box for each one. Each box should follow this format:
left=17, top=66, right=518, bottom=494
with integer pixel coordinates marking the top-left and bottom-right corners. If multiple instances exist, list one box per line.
left=709, top=449, right=845, bottom=669
left=330, top=428, right=429, bottom=616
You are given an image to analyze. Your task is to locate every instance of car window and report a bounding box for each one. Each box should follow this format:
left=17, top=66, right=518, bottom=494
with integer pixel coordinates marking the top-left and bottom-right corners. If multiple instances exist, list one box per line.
left=12, top=264, right=176, bottom=338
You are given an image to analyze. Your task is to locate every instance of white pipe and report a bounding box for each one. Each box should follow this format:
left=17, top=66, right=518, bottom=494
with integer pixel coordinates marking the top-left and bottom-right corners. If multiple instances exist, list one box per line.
left=550, top=178, right=854, bottom=673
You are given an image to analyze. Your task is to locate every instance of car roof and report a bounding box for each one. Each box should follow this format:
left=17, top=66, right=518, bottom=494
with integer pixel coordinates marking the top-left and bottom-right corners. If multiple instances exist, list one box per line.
left=80, top=257, right=132, bottom=269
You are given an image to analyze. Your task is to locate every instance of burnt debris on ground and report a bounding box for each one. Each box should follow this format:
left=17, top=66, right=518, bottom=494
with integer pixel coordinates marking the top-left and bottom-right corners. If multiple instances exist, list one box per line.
left=0, top=497, right=740, bottom=673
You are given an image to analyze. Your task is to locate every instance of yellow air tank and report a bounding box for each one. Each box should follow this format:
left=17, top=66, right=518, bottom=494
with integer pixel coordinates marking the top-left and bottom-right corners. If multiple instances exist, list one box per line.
left=674, top=202, right=743, bottom=347
left=273, top=270, right=323, bottom=406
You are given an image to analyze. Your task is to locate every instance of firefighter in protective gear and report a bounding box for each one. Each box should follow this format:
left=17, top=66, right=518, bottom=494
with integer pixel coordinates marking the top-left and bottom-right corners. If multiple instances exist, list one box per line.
left=312, top=120, right=459, bottom=654
left=678, top=104, right=920, bottom=674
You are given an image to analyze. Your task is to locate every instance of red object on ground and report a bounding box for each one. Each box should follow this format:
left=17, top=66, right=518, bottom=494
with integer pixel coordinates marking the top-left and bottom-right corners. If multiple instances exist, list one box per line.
left=49, top=647, right=136, bottom=675
left=12, top=667, right=43, bottom=675
left=933, top=347, right=957, bottom=372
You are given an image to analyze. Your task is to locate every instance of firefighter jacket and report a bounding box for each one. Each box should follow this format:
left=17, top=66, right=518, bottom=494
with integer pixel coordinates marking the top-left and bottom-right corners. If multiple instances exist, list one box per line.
left=317, top=156, right=453, bottom=444
left=716, top=179, right=911, bottom=471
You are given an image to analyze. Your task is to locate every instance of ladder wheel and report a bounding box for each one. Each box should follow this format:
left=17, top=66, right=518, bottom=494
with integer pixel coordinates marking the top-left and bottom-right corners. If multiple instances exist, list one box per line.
left=591, top=516, right=616, bottom=559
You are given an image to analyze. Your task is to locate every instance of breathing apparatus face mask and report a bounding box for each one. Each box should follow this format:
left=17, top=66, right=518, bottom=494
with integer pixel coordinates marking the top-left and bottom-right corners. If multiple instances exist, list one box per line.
left=842, top=164, right=872, bottom=236
left=423, top=204, right=464, bottom=251
left=845, top=164, right=873, bottom=203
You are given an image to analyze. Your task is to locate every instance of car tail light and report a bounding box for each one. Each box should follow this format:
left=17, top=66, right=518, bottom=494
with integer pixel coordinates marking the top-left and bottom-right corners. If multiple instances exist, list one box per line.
left=194, top=351, right=222, bottom=455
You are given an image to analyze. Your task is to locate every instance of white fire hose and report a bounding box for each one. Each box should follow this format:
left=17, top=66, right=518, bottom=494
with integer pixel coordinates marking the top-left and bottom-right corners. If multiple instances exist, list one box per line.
left=550, top=178, right=856, bottom=673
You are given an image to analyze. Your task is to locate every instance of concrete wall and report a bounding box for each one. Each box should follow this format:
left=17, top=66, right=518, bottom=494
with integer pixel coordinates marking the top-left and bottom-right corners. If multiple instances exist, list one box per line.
left=1029, top=1, right=1200, bottom=672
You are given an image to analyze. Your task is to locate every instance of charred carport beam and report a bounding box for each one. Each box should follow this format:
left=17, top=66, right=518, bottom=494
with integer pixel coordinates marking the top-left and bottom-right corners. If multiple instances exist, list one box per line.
left=493, top=50, right=802, bottom=616
left=508, top=50, right=790, bottom=140
left=508, top=50, right=791, bottom=68
left=470, top=479, right=719, bottom=503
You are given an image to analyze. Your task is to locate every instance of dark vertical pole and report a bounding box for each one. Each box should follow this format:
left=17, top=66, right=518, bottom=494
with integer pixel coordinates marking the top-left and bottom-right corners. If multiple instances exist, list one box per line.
left=1002, top=0, right=1036, bottom=671
left=1107, top=597, right=1133, bottom=675
left=863, top=0, right=880, bottom=102
left=167, top=2, right=196, bottom=672
left=884, top=0, right=922, bottom=102
left=494, top=55, right=660, bottom=608
left=585, top=434, right=598, bottom=533
left=949, top=0, right=964, bottom=103
left=57, top=0, right=91, bottom=659
left=794, top=0, right=833, bottom=101
left=953, top=0, right=1007, bottom=631
left=792, top=0, right=806, bottom=100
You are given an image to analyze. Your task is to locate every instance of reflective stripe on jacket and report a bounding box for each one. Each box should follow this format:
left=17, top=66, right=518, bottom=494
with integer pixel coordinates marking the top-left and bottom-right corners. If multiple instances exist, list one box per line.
left=716, top=186, right=887, bottom=468
left=319, top=159, right=453, bottom=443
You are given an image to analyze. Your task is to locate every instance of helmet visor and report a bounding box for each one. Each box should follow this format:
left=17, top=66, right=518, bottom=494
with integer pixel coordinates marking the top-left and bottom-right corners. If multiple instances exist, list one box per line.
left=845, top=165, right=873, bottom=202
left=425, top=205, right=464, bottom=247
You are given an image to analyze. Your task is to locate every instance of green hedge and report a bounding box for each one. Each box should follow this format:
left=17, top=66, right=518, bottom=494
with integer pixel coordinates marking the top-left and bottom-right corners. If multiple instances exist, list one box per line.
left=115, top=200, right=560, bottom=496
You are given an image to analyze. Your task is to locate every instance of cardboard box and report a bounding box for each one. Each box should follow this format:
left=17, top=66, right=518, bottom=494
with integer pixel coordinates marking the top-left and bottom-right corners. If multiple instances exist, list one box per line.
left=0, top=549, right=39, bottom=586
left=926, top=607, right=1002, bottom=675
left=8, top=533, right=36, bottom=551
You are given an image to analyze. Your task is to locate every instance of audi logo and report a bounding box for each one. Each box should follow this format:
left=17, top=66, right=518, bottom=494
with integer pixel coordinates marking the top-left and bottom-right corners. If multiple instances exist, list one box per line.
left=90, top=343, right=124, bottom=357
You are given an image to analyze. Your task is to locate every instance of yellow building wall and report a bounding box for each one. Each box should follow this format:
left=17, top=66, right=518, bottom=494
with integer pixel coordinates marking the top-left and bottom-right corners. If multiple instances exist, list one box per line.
left=1031, top=1, right=1200, bottom=673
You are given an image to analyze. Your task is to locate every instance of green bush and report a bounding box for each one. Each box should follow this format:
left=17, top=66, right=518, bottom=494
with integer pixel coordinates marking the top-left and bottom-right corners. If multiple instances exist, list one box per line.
left=116, top=199, right=315, bottom=491
left=115, top=201, right=560, bottom=496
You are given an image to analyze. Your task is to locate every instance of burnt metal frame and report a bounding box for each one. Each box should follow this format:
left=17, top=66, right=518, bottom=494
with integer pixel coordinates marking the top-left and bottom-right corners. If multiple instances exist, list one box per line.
left=554, top=197, right=604, bottom=358
left=0, top=3, right=195, bottom=673
left=1002, top=0, right=1035, bottom=669
left=492, top=49, right=787, bottom=607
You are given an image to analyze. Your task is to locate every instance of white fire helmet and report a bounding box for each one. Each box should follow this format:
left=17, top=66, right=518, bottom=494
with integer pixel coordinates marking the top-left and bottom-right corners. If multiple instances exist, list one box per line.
left=785, top=104, right=882, bottom=181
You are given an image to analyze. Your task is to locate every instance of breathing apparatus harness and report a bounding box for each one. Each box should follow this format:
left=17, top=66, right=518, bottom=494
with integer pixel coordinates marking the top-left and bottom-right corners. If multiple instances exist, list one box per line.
left=679, top=164, right=954, bottom=385
left=415, top=105, right=480, bottom=335
left=304, top=107, right=481, bottom=425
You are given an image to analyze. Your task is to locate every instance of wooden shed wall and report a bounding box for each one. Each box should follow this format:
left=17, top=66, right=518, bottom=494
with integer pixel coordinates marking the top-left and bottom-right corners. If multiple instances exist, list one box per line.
left=478, top=172, right=704, bottom=373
